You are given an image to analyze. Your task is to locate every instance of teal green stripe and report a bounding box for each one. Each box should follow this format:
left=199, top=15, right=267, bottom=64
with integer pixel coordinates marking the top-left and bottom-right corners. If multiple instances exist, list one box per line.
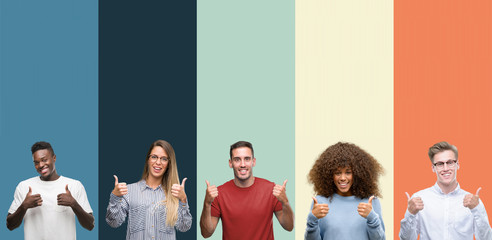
left=197, top=0, right=295, bottom=239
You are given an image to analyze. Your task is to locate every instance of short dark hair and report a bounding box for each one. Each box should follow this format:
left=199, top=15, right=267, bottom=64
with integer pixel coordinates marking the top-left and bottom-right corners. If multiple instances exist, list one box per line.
left=428, top=141, right=458, bottom=163
left=31, top=141, right=55, bottom=157
left=230, top=141, right=254, bottom=158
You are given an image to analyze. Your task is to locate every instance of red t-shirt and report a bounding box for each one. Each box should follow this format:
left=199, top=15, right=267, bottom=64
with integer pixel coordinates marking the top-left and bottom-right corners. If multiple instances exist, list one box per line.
left=211, top=177, right=283, bottom=240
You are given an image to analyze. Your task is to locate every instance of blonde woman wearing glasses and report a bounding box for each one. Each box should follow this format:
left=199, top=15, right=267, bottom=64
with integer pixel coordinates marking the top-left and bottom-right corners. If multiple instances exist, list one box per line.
left=106, top=140, right=192, bottom=240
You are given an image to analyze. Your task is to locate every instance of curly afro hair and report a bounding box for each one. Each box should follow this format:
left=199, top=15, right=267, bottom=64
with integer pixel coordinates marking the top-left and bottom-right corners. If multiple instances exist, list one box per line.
left=308, top=142, right=384, bottom=199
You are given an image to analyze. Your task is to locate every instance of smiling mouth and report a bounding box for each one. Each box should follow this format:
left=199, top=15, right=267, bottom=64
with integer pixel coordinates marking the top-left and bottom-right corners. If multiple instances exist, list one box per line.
left=39, top=167, right=49, bottom=174
left=338, top=183, right=349, bottom=188
left=153, top=166, right=162, bottom=172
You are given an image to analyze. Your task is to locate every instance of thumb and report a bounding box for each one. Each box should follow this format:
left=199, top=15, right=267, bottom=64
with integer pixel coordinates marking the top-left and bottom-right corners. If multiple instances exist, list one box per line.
left=114, top=175, right=119, bottom=186
left=283, top=179, right=288, bottom=188
left=312, top=196, right=318, bottom=205
left=28, top=186, right=32, bottom=195
left=181, top=177, right=187, bottom=187
left=205, top=180, right=210, bottom=187
left=476, top=187, right=482, bottom=196
left=405, top=192, right=410, bottom=200
left=368, top=195, right=375, bottom=204
left=65, top=184, right=70, bottom=193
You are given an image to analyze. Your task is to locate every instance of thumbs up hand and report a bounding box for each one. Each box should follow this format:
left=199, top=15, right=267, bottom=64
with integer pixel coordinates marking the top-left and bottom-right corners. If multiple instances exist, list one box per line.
left=57, top=184, right=76, bottom=207
left=406, top=192, right=424, bottom=215
left=204, top=180, right=218, bottom=205
left=273, top=180, right=289, bottom=204
left=358, top=196, right=375, bottom=218
left=22, top=186, right=43, bottom=209
left=112, top=175, right=128, bottom=197
left=311, top=196, right=329, bottom=219
left=171, top=178, right=188, bottom=203
left=464, top=187, right=481, bottom=209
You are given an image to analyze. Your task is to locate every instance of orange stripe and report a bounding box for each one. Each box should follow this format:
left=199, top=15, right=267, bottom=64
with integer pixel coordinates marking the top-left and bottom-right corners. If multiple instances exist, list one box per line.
left=395, top=1, right=492, bottom=239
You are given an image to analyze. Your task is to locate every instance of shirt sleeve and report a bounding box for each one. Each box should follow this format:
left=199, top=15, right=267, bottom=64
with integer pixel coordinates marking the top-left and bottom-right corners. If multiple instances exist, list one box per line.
left=106, top=192, right=129, bottom=228
left=211, top=196, right=220, bottom=218
left=366, top=198, right=386, bottom=240
left=73, top=181, right=93, bottom=213
left=175, top=200, right=192, bottom=232
left=304, top=197, right=322, bottom=240
left=471, top=200, right=492, bottom=240
left=399, top=210, right=419, bottom=240
left=8, top=183, right=25, bottom=214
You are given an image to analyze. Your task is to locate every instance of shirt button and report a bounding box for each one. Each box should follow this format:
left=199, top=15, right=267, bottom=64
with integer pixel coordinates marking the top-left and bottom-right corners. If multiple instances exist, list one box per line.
left=152, top=225, right=154, bottom=228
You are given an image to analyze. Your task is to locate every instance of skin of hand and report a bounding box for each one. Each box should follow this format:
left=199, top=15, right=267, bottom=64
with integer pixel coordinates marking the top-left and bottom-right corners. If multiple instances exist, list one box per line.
left=357, top=196, right=374, bottom=218
left=463, top=187, right=481, bottom=209
left=112, top=175, right=128, bottom=197
left=273, top=180, right=289, bottom=204
left=406, top=192, right=424, bottom=215
left=204, top=180, right=218, bottom=205
left=22, top=186, right=43, bottom=209
left=57, top=184, right=76, bottom=207
left=171, top=178, right=188, bottom=203
left=311, top=196, right=329, bottom=219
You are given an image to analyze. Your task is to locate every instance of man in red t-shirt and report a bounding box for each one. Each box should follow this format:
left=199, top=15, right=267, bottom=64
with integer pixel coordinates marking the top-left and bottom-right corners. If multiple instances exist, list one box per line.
left=200, top=141, right=294, bottom=240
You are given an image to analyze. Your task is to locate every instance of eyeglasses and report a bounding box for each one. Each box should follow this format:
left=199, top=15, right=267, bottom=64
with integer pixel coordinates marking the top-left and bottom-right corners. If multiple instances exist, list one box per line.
left=433, top=160, right=458, bottom=169
left=149, top=155, right=169, bottom=163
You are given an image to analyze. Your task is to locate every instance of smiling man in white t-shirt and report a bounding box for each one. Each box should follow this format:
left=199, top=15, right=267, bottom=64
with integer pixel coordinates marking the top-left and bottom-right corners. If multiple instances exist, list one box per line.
left=6, top=141, right=94, bottom=240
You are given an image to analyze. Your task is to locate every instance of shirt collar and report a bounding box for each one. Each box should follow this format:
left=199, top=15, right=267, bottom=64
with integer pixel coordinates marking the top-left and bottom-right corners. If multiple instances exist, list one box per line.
left=138, top=179, right=162, bottom=192
left=433, top=182, right=461, bottom=195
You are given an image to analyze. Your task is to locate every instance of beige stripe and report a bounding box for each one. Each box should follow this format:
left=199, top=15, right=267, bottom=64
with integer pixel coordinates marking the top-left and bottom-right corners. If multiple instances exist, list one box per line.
left=295, top=1, right=394, bottom=239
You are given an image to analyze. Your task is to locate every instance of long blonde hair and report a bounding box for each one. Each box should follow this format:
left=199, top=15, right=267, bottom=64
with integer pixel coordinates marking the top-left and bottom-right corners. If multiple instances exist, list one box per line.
left=142, top=140, right=180, bottom=226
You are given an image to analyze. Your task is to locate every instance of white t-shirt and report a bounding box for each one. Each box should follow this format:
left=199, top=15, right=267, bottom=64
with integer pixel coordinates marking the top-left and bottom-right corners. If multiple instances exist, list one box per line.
left=8, top=176, right=93, bottom=240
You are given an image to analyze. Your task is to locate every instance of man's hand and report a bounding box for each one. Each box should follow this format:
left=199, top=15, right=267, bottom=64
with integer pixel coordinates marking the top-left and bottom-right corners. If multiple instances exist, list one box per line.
left=112, top=175, right=128, bottom=197
left=204, top=180, right=218, bottom=205
left=358, top=196, right=374, bottom=218
left=273, top=180, right=289, bottom=204
left=406, top=192, right=424, bottom=215
left=311, top=197, right=329, bottom=219
left=22, top=186, right=43, bottom=209
left=57, top=184, right=76, bottom=207
left=171, top=178, right=188, bottom=203
left=464, top=187, right=481, bottom=209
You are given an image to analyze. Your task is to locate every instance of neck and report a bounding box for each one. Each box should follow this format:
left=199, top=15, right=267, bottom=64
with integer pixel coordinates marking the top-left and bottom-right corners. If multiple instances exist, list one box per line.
left=437, top=181, right=458, bottom=194
left=234, top=176, right=255, bottom=188
left=146, top=175, right=163, bottom=189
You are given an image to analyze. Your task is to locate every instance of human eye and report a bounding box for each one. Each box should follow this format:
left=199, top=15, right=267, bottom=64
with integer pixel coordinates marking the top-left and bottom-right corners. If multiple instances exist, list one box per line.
left=150, top=155, right=158, bottom=160
left=436, top=162, right=444, bottom=167
left=162, top=157, right=169, bottom=162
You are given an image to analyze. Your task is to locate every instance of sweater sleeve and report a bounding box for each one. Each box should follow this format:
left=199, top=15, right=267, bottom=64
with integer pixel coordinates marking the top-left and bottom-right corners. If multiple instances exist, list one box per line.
left=399, top=210, right=419, bottom=240
left=304, top=198, right=322, bottom=240
left=366, top=198, right=386, bottom=240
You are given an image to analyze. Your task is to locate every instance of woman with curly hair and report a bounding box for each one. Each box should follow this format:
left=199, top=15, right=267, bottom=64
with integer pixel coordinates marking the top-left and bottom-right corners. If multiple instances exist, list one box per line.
left=304, top=142, right=385, bottom=240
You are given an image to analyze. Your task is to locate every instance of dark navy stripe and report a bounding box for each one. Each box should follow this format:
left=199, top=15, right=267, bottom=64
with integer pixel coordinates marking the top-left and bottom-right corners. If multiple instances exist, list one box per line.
left=99, top=1, right=197, bottom=239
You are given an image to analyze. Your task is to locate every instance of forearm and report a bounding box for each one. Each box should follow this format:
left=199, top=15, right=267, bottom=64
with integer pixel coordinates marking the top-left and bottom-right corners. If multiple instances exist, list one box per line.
left=71, top=201, right=94, bottom=231
left=6, top=205, right=27, bottom=231
left=106, top=193, right=127, bottom=228
left=200, top=203, right=216, bottom=238
left=399, top=211, right=418, bottom=240
left=304, top=212, right=321, bottom=240
left=175, top=201, right=192, bottom=232
left=471, top=203, right=492, bottom=240
left=278, top=202, right=294, bottom=231
left=366, top=210, right=385, bottom=240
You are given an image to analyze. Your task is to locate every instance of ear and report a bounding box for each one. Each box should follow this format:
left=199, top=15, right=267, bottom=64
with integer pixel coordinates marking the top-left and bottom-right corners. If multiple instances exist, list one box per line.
left=53, top=154, right=57, bottom=163
left=229, top=159, right=233, bottom=168
left=252, top=157, right=256, bottom=167
left=431, top=164, right=435, bottom=172
left=456, top=161, right=460, bottom=169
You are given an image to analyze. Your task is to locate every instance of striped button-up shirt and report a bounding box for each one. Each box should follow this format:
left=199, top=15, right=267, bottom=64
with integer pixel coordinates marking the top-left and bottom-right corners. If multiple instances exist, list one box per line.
left=106, top=180, right=192, bottom=240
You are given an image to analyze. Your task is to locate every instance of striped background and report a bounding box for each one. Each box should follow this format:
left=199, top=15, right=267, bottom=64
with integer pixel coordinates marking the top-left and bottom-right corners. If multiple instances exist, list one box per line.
left=1, top=1, right=491, bottom=240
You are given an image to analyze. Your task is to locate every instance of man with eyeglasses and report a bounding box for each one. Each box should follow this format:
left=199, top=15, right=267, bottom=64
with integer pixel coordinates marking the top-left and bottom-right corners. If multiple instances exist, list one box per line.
left=399, top=141, right=492, bottom=240
left=6, top=141, right=94, bottom=240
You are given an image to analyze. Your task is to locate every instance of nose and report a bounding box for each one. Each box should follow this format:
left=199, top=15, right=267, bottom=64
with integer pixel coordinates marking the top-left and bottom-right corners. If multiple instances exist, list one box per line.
left=443, top=162, right=450, bottom=170
left=240, top=159, right=246, bottom=167
left=340, top=173, right=347, bottom=180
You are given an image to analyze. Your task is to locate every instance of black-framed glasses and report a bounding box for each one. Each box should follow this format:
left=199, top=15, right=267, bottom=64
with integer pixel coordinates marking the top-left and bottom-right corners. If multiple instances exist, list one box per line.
left=433, top=160, right=458, bottom=169
left=149, top=155, right=169, bottom=163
